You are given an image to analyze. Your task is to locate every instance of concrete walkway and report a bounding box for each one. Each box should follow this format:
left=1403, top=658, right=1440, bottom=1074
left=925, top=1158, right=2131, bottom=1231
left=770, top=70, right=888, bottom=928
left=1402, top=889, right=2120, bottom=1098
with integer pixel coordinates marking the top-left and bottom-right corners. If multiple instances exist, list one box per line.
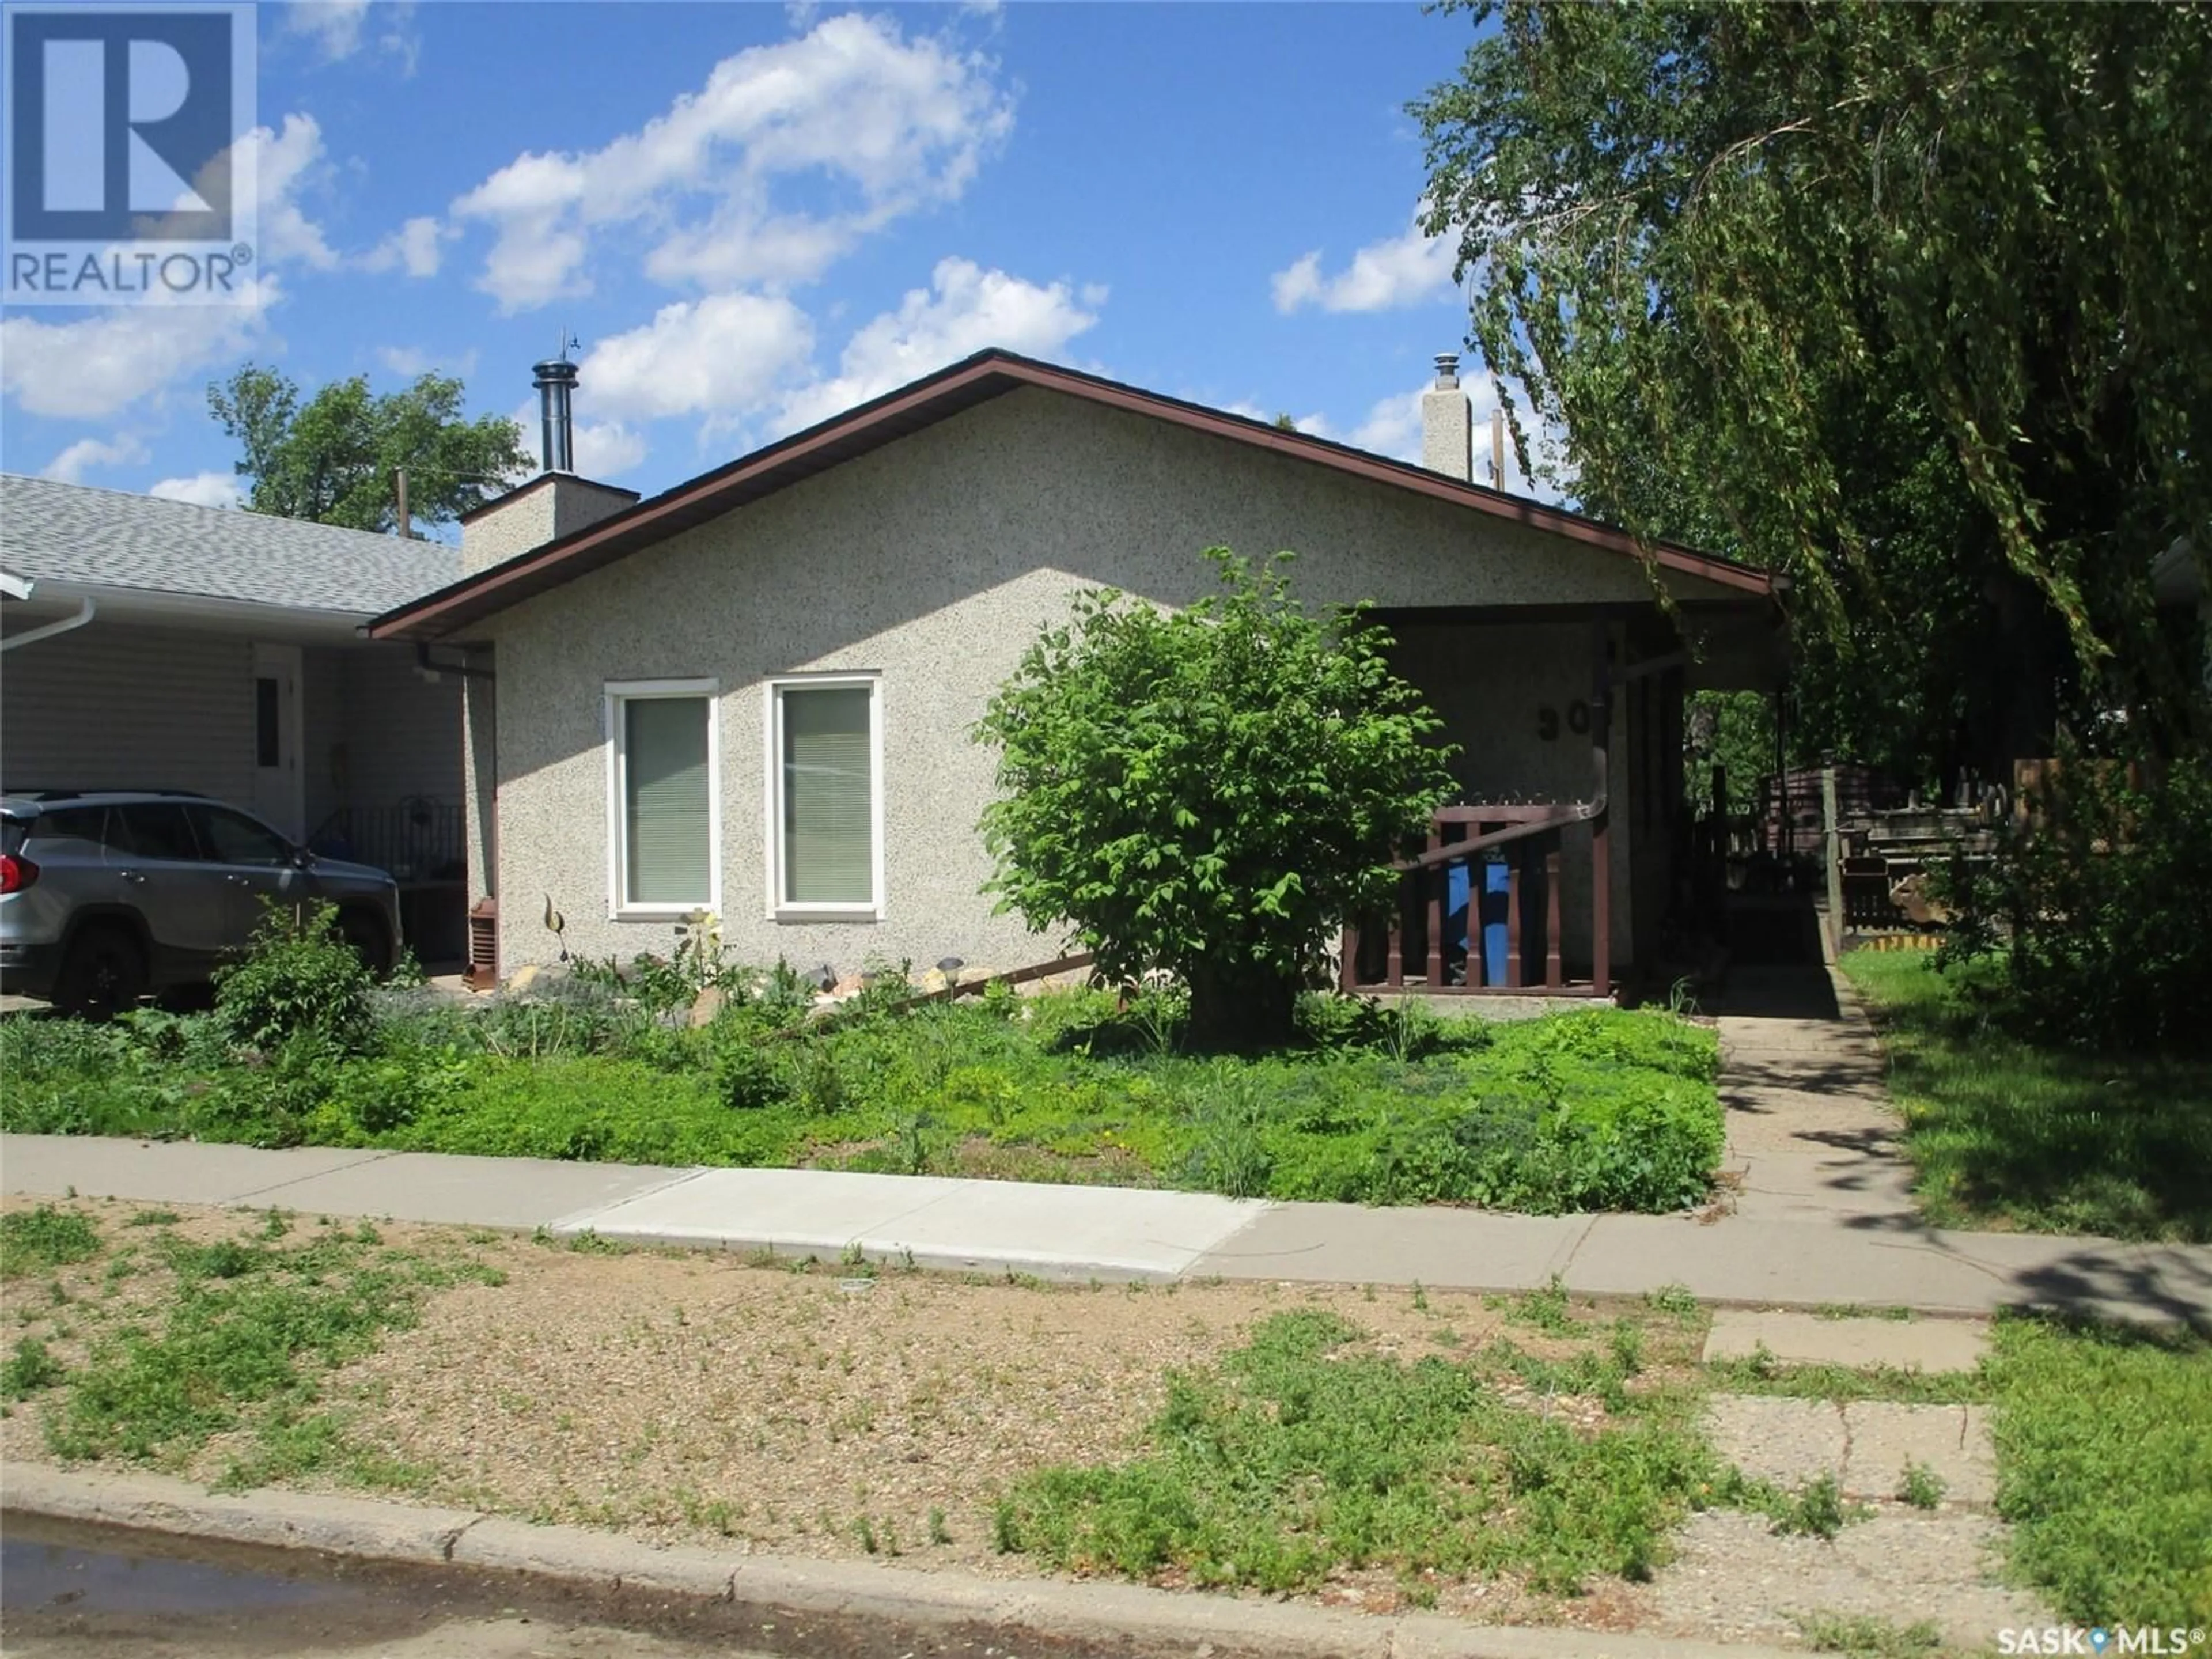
left=6, top=965, right=2208, bottom=1323
left=8, top=1128, right=2206, bottom=1322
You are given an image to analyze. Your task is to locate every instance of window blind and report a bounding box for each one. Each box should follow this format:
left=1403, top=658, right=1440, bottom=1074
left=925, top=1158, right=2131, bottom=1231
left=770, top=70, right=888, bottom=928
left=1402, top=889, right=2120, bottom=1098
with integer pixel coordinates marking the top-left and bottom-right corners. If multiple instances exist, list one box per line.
left=624, top=696, right=710, bottom=904
left=782, top=685, right=873, bottom=904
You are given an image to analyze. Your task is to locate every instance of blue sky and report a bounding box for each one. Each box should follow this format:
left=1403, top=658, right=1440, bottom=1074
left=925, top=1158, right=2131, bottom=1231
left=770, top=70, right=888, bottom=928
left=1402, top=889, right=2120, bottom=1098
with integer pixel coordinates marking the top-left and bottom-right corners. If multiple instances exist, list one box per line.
left=2, top=1, right=1525, bottom=520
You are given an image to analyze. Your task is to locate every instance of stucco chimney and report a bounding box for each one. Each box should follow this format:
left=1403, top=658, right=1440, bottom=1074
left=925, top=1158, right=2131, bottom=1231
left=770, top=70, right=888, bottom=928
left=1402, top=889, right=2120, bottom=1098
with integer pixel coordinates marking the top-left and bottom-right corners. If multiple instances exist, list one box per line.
left=1421, top=353, right=1472, bottom=483
left=459, top=351, right=641, bottom=575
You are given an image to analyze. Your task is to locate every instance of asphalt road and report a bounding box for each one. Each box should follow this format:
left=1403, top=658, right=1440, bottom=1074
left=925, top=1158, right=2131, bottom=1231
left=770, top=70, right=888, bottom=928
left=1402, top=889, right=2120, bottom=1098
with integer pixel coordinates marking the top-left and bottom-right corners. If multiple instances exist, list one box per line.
left=0, top=1517, right=1041, bottom=1659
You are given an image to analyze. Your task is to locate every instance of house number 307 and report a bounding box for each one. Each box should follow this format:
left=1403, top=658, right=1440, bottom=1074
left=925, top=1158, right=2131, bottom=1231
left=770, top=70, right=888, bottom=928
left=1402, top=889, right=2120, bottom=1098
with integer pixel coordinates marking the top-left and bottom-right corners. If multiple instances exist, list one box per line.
left=1536, top=701, right=1590, bottom=742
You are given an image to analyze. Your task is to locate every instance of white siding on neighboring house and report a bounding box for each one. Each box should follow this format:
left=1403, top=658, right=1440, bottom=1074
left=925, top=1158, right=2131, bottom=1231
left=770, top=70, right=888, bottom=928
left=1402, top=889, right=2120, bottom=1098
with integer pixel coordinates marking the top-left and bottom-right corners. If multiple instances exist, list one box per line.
left=302, top=645, right=350, bottom=837
left=0, top=622, right=256, bottom=803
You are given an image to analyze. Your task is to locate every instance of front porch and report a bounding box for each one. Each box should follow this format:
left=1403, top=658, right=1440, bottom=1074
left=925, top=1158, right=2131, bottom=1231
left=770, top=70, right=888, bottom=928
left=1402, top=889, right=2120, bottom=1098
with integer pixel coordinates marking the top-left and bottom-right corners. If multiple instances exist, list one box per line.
left=1342, top=601, right=1782, bottom=999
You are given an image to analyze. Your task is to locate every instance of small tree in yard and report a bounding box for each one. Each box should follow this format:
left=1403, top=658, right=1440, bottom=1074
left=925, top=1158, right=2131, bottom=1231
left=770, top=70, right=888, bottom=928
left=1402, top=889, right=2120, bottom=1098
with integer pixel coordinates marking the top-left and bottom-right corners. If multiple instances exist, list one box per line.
left=976, top=549, right=1457, bottom=1050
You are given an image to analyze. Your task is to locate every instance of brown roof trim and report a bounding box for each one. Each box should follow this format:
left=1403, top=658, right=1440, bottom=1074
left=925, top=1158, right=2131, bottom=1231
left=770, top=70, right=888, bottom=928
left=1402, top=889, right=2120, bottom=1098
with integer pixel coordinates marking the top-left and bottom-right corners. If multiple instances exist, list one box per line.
left=453, top=471, right=642, bottom=525
left=370, top=350, right=1775, bottom=642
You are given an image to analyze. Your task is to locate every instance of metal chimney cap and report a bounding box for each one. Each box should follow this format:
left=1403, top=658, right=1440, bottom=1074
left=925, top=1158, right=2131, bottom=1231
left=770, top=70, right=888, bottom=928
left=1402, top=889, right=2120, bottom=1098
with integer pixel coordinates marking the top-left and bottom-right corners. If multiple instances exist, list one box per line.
left=532, top=358, right=580, bottom=386
left=1433, top=352, right=1461, bottom=389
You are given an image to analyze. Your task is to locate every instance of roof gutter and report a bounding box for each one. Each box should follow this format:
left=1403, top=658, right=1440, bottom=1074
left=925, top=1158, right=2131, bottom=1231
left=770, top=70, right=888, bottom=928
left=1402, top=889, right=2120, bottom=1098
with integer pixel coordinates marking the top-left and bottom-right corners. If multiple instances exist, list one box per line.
left=0, top=595, right=95, bottom=653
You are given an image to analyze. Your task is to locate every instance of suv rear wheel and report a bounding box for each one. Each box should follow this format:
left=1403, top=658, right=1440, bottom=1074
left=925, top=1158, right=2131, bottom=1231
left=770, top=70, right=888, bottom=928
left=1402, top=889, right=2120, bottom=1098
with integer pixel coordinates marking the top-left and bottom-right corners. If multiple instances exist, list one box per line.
left=335, top=907, right=392, bottom=978
left=54, top=923, right=148, bottom=1017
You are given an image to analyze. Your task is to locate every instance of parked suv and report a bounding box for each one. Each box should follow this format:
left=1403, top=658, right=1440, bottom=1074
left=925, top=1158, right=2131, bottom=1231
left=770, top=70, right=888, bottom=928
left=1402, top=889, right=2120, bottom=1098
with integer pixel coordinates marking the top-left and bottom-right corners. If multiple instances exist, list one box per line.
left=0, top=791, right=402, bottom=1013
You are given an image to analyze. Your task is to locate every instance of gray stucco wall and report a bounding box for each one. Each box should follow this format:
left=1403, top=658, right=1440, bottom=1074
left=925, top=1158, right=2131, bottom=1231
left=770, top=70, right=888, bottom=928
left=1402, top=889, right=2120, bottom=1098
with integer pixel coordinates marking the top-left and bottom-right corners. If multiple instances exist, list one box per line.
left=460, top=477, right=638, bottom=576
left=474, top=388, right=1738, bottom=977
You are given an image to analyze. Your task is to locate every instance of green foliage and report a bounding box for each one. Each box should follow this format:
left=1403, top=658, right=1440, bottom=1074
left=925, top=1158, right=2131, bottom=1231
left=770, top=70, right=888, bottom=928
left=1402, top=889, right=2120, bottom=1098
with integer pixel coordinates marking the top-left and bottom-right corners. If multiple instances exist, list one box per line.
left=1683, top=691, right=1774, bottom=817
left=999, top=1309, right=1714, bottom=1595
left=207, top=362, right=528, bottom=532
left=1841, top=949, right=2212, bottom=1241
left=1896, top=1460, right=1946, bottom=1510
left=1988, top=1315, right=2212, bottom=1627
left=45, top=1228, right=492, bottom=1468
left=0, top=1205, right=101, bottom=1277
left=1933, top=757, right=2212, bottom=1055
left=2, top=1336, right=66, bottom=1400
left=1797, top=1613, right=1953, bottom=1657
left=214, top=901, right=375, bottom=1055
left=2, top=986, right=1723, bottom=1215
left=976, top=550, right=1457, bottom=1047
left=1416, top=2, right=2212, bottom=773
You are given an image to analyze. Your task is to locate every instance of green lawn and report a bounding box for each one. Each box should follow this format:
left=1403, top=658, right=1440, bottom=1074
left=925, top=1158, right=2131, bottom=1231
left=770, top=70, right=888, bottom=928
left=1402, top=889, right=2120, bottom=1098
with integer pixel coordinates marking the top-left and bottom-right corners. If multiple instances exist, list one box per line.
left=1987, top=1314, right=2212, bottom=1627
left=0, top=984, right=1723, bottom=1214
left=1839, top=950, right=2212, bottom=1242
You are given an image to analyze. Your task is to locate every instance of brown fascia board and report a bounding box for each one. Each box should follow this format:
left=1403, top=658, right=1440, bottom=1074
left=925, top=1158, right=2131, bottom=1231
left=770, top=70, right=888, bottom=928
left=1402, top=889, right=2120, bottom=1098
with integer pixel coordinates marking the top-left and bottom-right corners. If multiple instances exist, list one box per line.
left=369, top=350, right=1777, bottom=642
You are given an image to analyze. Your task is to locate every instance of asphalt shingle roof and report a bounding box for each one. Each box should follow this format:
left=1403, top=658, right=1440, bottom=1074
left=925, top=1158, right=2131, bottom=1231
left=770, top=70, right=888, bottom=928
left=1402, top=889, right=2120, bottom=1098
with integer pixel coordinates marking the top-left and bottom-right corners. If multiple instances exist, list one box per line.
left=0, top=474, right=459, bottom=616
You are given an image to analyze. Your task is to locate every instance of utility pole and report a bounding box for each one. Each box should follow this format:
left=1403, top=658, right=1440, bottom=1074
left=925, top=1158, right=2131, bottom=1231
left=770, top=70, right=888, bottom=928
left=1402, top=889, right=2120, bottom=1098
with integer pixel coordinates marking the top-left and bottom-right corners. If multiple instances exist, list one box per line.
left=393, top=467, right=411, bottom=539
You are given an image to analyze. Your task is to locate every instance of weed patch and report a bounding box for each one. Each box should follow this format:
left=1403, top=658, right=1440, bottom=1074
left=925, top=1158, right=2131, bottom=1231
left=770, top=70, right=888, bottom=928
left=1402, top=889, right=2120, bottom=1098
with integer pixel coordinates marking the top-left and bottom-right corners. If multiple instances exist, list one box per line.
left=0, top=1206, right=101, bottom=1277
left=998, top=1309, right=1714, bottom=1596
left=1, top=986, right=1724, bottom=1215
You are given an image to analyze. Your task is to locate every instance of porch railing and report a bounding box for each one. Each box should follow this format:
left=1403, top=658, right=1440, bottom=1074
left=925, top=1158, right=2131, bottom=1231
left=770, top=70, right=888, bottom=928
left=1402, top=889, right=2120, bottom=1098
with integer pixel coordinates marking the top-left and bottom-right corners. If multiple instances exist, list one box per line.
left=1340, top=801, right=1611, bottom=998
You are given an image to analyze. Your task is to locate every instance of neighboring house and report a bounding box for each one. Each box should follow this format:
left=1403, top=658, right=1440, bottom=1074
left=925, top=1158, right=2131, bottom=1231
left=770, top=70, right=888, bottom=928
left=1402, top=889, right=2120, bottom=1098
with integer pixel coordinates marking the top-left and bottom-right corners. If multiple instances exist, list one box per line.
left=370, top=350, right=1783, bottom=997
left=1, top=475, right=468, bottom=956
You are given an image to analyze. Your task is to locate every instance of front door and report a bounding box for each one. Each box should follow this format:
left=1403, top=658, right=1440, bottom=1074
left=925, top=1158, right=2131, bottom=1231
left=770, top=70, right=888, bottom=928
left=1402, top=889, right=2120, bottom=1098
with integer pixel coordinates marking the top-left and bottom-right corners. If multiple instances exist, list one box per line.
left=250, top=643, right=304, bottom=842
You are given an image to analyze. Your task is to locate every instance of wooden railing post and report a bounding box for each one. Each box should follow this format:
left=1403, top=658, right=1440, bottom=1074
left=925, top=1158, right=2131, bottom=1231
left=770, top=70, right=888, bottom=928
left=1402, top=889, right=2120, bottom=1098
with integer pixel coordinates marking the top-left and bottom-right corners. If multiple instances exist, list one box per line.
left=1544, top=842, right=1564, bottom=990
left=1425, top=828, right=1445, bottom=987
left=1339, top=922, right=1360, bottom=993
left=1505, top=848, right=1523, bottom=989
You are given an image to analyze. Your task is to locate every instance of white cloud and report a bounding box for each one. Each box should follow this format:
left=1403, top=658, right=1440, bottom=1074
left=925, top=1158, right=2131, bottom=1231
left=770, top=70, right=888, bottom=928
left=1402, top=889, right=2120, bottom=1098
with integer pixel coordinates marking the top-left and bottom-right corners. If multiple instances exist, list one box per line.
left=450, top=12, right=1014, bottom=312
left=286, top=1, right=418, bottom=70
left=361, top=214, right=445, bottom=278
left=1272, top=216, right=1458, bottom=315
left=510, top=402, right=648, bottom=479
left=774, top=257, right=1099, bottom=434
left=256, top=114, right=339, bottom=271
left=376, top=344, right=477, bottom=380
left=0, top=285, right=274, bottom=421
left=41, top=435, right=148, bottom=484
left=578, top=292, right=816, bottom=425
left=149, top=472, right=245, bottom=509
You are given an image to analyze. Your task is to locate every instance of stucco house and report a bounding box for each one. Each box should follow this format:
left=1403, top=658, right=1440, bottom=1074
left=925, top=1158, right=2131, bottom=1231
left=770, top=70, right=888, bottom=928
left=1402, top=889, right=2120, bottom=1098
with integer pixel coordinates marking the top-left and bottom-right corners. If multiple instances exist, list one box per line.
left=368, top=350, right=1783, bottom=997
left=1, top=475, right=469, bottom=955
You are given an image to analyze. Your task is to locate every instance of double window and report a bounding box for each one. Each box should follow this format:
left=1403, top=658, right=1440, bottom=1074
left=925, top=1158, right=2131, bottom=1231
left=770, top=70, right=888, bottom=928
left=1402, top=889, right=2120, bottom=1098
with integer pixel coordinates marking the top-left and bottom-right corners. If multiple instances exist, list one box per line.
left=607, top=680, right=720, bottom=915
left=604, top=675, right=882, bottom=921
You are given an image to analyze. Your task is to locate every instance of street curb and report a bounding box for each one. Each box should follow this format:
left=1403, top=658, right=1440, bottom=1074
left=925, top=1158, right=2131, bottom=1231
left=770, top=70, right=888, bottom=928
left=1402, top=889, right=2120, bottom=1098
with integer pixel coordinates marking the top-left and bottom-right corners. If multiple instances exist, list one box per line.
left=2, top=1463, right=1802, bottom=1659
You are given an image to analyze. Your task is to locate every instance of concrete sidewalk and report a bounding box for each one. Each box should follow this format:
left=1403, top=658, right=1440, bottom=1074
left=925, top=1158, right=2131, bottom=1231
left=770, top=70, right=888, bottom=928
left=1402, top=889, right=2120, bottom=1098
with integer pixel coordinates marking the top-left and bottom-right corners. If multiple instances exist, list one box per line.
left=7, top=1131, right=2207, bottom=1323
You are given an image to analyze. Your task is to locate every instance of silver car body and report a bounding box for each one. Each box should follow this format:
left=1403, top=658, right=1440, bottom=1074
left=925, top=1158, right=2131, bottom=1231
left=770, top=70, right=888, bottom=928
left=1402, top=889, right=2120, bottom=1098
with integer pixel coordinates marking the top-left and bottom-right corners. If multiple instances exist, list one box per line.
left=0, top=790, right=401, bottom=1006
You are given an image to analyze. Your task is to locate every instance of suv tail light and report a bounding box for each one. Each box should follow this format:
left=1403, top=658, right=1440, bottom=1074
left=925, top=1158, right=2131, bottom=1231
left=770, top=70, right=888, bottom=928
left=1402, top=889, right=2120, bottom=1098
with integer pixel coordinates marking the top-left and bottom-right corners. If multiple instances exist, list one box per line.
left=0, top=853, right=36, bottom=894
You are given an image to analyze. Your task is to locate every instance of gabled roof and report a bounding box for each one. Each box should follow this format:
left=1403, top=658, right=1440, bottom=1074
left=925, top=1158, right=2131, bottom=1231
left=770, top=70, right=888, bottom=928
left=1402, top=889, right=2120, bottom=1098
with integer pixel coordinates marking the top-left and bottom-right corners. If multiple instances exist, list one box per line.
left=369, top=349, right=1776, bottom=643
left=0, top=474, right=459, bottom=618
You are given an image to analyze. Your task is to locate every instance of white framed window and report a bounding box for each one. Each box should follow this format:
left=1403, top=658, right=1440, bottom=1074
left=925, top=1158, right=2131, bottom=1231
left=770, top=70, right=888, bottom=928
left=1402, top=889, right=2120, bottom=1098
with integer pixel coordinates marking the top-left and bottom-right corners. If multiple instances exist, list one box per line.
left=604, top=679, right=720, bottom=918
left=766, top=674, right=884, bottom=920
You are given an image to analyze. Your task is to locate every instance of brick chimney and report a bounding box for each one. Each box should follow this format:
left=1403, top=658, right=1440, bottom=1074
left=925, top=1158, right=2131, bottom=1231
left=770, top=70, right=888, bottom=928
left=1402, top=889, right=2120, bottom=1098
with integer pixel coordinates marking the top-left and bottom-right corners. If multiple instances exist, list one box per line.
left=1421, top=353, right=1472, bottom=483
left=459, top=347, right=640, bottom=575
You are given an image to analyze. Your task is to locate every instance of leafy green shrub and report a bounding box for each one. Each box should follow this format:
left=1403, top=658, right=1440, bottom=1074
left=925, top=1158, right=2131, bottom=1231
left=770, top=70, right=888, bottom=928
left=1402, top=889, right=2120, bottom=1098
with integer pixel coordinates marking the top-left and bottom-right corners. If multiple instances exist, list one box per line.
left=1936, top=752, right=2212, bottom=1053
left=978, top=549, right=1456, bottom=1048
left=214, top=901, right=374, bottom=1055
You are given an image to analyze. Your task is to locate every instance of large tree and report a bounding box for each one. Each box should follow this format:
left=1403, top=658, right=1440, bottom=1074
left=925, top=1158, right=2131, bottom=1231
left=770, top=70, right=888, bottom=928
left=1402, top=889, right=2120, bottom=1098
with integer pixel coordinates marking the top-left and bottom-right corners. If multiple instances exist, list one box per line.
left=1415, top=2, right=2212, bottom=775
left=208, top=365, right=529, bottom=533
